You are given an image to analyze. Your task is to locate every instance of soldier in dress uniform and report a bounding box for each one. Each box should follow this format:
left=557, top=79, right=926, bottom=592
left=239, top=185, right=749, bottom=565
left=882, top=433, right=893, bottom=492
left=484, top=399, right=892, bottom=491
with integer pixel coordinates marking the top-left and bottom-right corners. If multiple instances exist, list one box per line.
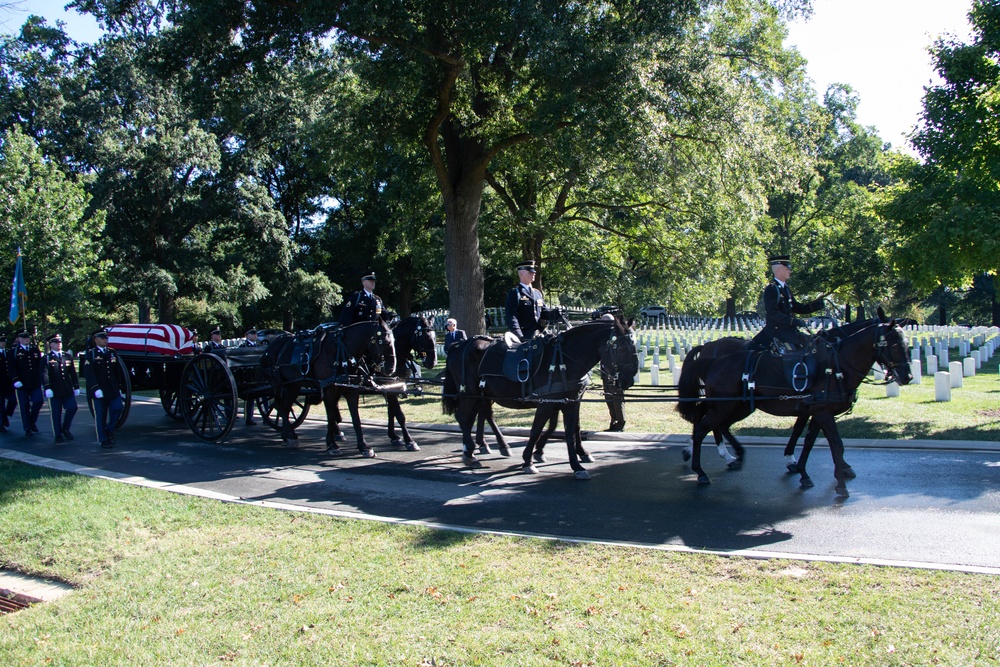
left=42, top=333, right=80, bottom=442
left=10, top=331, right=43, bottom=437
left=239, top=328, right=260, bottom=347
left=0, top=333, right=17, bottom=433
left=206, top=326, right=227, bottom=353
left=750, top=254, right=825, bottom=352
left=505, top=260, right=545, bottom=342
left=339, top=271, right=394, bottom=325
left=80, top=329, right=123, bottom=449
left=238, top=327, right=259, bottom=426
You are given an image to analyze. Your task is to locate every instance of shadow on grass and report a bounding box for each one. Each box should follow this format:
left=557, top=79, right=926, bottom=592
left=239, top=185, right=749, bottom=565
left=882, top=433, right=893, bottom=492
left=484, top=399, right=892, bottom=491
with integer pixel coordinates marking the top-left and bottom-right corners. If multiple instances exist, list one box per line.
left=735, top=414, right=1000, bottom=441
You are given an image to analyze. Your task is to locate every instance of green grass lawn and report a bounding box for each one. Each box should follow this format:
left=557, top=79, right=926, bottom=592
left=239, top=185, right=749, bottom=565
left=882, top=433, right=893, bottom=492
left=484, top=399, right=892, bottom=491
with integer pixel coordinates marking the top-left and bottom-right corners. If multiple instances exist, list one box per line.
left=2, top=459, right=998, bottom=666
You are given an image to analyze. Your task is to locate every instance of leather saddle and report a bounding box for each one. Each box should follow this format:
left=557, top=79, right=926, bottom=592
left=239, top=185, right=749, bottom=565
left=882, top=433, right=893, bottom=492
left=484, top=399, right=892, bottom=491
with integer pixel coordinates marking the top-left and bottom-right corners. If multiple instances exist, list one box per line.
left=263, top=324, right=337, bottom=376
left=479, top=337, right=545, bottom=383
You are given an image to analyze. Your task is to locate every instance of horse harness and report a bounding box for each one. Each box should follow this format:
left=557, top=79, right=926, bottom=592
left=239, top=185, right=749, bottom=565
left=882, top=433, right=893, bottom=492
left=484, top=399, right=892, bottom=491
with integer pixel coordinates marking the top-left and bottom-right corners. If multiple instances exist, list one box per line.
left=264, top=323, right=393, bottom=391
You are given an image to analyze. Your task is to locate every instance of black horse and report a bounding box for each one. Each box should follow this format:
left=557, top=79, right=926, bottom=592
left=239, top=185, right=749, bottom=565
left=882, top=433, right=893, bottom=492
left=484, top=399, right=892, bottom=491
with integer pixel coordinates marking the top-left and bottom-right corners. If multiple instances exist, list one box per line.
left=442, top=318, right=638, bottom=479
left=383, top=315, right=438, bottom=450
left=677, top=319, right=912, bottom=497
left=264, top=320, right=397, bottom=457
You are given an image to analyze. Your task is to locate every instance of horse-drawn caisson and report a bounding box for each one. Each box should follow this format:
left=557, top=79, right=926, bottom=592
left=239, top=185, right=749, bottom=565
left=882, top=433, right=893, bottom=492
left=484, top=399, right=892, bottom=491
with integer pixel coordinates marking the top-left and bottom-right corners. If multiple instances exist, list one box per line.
left=97, top=316, right=437, bottom=449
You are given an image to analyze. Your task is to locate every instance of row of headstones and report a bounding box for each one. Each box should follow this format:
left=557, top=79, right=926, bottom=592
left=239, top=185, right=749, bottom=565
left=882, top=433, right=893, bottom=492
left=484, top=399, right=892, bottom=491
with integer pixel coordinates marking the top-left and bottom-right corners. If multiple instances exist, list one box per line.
left=637, top=317, right=764, bottom=333
left=885, top=327, right=999, bottom=402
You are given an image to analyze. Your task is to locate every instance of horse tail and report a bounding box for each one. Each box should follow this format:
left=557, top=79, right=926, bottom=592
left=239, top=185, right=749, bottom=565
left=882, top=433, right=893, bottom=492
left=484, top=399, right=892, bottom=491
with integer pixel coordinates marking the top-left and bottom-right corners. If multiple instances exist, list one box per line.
left=676, top=345, right=706, bottom=424
left=442, top=347, right=460, bottom=416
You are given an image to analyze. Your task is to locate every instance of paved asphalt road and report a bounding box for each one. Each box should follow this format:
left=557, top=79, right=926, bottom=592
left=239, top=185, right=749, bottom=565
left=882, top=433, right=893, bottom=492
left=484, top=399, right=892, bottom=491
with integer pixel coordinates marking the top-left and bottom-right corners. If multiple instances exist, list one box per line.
left=3, top=398, right=1000, bottom=573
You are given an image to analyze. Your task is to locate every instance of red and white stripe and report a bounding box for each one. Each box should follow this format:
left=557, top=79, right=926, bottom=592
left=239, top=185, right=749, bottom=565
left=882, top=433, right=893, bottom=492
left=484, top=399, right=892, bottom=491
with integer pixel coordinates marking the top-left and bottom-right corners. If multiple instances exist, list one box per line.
left=106, top=324, right=197, bottom=355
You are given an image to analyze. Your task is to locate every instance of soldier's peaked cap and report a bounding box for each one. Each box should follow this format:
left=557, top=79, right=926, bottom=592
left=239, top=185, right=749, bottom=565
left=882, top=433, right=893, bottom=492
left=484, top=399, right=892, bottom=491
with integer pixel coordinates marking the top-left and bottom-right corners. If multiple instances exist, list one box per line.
left=517, top=260, right=538, bottom=273
left=361, top=271, right=376, bottom=281
left=768, top=254, right=791, bottom=267
left=210, top=326, right=221, bottom=335
left=16, top=330, right=30, bottom=338
left=47, top=333, right=62, bottom=343
left=92, top=328, right=109, bottom=338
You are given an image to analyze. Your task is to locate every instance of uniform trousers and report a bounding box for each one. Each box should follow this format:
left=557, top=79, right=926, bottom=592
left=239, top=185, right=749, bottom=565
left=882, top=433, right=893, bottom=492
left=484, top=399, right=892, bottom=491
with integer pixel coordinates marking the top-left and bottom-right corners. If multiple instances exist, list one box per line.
left=49, top=395, right=78, bottom=436
left=93, top=394, right=124, bottom=444
left=15, top=386, right=42, bottom=433
left=1, top=390, right=16, bottom=428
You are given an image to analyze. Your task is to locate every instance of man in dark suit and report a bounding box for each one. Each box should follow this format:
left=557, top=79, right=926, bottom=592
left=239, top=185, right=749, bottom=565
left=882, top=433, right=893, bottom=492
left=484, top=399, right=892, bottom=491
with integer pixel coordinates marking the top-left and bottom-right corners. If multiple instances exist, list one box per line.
left=751, top=255, right=824, bottom=352
left=339, top=271, right=394, bottom=325
left=42, top=333, right=80, bottom=442
left=505, top=260, right=545, bottom=342
left=10, top=331, right=43, bottom=437
left=0, top=333, right=17, bottom=433
left=80, top=329, right=124, bottom=449
left=444, top=318, right=467, bottom=352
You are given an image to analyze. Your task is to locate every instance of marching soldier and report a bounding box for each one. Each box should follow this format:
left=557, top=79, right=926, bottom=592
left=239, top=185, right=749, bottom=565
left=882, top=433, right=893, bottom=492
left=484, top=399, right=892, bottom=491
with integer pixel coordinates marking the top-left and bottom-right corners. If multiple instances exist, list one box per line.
left=10, top=331, right=43, bottom=437
left=80, top=329, right=123, bottom=449
left=42, top=333, right=80, bottom=442
left=339, top=271, right=395, bottom=325
left=206, top=326, right=227, bottom=353
left=239, top=327, right=260, bottom=347
left=750, top=254, right=825, bottom=352
left=505, top=260, right=545, bottom=342
left=0, top=333, right=17, bottom=433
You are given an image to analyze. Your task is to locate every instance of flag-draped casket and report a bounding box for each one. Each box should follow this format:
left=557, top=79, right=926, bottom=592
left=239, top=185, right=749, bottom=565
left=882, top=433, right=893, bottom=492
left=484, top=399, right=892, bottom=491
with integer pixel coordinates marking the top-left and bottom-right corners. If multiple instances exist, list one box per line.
left=105, top=324, right=197, bottom=355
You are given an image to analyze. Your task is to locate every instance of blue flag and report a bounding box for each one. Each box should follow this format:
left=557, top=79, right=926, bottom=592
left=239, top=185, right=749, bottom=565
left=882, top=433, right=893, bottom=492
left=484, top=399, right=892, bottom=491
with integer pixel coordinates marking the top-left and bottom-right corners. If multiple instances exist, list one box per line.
left=9, top=247, right=26, bottom=325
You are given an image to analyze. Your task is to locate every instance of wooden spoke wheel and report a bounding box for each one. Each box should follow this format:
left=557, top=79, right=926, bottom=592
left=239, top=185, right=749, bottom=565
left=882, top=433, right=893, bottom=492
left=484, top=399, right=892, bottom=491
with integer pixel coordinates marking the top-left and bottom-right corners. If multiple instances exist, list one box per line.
left=180, top=353, right=237, bottom=442
left=159, top=386, right=184, bottom=421
left=256, top=394, right=310, bottom=432
left=85, top=353, right=132, bottom=431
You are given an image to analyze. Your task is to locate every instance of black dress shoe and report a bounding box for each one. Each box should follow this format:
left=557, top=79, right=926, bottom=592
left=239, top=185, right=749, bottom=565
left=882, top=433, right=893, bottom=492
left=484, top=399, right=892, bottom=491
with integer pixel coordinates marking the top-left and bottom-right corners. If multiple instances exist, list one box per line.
left=100, top=440, right=113, bottom=449
left=62, top=430, right=74, bottom=441
left=54, top=435, right=64, bottom=443
left=30, top=425, right=40, bottom=434
left=24, top=431, right=33, bottom=437
left=246, top=419, right=256, bottom=426
left=108, top=433, right=116, bottom=445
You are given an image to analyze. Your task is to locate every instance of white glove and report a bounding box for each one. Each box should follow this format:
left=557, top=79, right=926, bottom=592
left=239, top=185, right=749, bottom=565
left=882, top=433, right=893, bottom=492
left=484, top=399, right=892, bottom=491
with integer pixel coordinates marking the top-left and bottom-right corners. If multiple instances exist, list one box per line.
left=13, top=381, right=22, bottom=389
left=94, top=389, right=104, bottom=399
left=44, top=389, right=54, bottom=398
left=74, top=389, right=80, bottom=396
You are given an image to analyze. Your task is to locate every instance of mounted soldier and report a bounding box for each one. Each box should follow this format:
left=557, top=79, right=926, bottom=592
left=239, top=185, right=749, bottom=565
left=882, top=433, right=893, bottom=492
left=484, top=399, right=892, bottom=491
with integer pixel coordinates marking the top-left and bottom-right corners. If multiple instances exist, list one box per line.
left=505, top=260, right=545, bottom=342
left=750, top=254, right=825, bottom=353
left=339, top=271, right=395, bottom=325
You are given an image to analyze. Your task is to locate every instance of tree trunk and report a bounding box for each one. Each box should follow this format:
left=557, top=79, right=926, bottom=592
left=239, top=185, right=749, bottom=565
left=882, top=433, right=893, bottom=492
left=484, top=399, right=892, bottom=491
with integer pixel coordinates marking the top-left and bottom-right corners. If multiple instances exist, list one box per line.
left=725, top=297, right=736, bottom=321
left=443, top=177, right=486, bottom=336
left=845, top=303, right=852, bottom=323
left=857, top=304, right=866, bottom=321
left=993, top=274, right=1000, bottom=327
left=158, top=290, right=176, bottom=324
left=138, top=299, right=151, bottom=325
left=283, top=311, right=293, bottom=332
left=939, top=302, right=947, bottom=326
left=395, top=256, right=414, bottom=317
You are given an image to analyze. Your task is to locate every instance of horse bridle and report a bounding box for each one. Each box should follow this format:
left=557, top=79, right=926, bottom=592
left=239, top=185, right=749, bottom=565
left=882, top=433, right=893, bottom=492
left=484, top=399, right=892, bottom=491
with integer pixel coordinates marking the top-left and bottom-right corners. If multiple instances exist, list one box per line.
left=408, top=320, right=435, bottom=364
left=358, top=325, right=395, bottom=379
left=598, top=325, right=634, bottom=388
left=834, top=322, right=909, bottom=385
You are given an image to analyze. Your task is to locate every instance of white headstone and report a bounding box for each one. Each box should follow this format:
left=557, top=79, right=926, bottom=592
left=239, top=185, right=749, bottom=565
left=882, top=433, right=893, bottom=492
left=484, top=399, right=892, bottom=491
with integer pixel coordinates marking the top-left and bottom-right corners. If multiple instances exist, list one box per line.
left=886, top=382, right=900, bottom=397
left=651, top=364, right=660, bottom=386
left=949, top=361, right=963, bottom=387
left=927, top=354, right=938, bottom=375
left=963, top=357, right=976, bottom=377
left=934, top=371, right=951, bottom=401
left=909, top=359, right=922, bottom=384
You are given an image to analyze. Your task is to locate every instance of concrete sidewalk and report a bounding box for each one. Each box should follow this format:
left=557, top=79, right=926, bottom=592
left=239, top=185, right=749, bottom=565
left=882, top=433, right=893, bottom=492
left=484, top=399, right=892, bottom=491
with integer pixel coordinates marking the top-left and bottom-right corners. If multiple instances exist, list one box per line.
left=0, top=569, right=73, bottom=605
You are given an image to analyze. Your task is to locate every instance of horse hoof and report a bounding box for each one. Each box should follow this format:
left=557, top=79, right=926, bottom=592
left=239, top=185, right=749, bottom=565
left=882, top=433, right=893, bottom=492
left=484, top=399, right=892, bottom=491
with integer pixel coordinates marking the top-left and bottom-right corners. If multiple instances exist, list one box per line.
left=282, top=439, right=299, bottom=449
left=498, top=446, right=511, bottom=457
left=727, top=459, right=743, bottom=470
left=786, top=462, right=800, bottom=474
left=335, top=433, right=346, bottom=443
left=478, top=444, right=492, bottom=456
left=697, top=474, right=711, bottom=485
left=533, top=452, right=547, bottom=463
left=799, top=477, right=814, bottom=489
left=406, top=442, right=420, bottom=452
left=462, top=453, right=482, bottom=469
left=835, top=485, right=850, bottom=498
left=843, top=466, right=857, bottom=479
left=325, top=446, right=344, bottom=457
left=580, top=454, right=594, bottom=464
left=522, top=464, right=539, bottom=474
left=361, top=449, right=377, bottom=459
left=390, top=437, right=404, bottom=447
left=682, top=448, right=692, bottom=462
left=574, top=470, right=591, bottom=481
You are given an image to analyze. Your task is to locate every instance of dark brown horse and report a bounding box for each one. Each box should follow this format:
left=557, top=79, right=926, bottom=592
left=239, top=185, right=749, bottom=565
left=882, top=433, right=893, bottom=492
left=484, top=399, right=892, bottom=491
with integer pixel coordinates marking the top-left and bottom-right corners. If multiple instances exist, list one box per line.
left=677, top=319, right=912, bottom=497
left=264, top=320, right=396, bottom=457
left=383, top=315, right=438, bottom=450
left=443, top=318, right=638, bottom=479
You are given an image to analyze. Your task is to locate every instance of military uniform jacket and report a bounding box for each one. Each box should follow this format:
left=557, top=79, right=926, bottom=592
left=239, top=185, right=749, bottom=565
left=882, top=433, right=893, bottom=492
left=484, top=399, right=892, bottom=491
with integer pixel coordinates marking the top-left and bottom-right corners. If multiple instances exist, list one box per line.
left=205, top=341, right=227, bottom=355
left=43, top=351, right=80, bottom=397
left=0, top=348, right=13, bottom=389
left=10, top=344, right=43, bottom=390
left=339, top=290, right=386, bottom=325
left=238, top=339, right=260, bottom=347
left=505, top=283, right=544, bottom=340
left=758, top=280, right=823, bottom=343
left=81, top=347, right=121, bottom=398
